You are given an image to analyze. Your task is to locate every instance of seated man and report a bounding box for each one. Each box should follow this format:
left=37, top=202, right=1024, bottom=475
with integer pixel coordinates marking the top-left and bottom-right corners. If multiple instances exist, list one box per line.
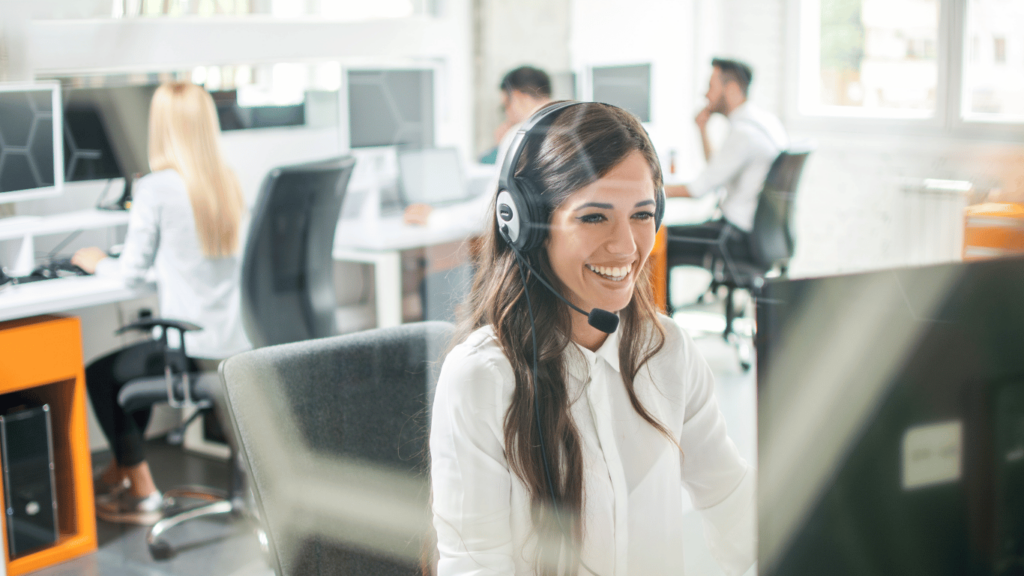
left=665, top=58, right=787, bottom=284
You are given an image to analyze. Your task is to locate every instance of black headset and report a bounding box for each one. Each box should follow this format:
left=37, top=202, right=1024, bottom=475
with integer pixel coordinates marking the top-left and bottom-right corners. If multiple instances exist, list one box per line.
left=495, top=101, right=665, bottom=253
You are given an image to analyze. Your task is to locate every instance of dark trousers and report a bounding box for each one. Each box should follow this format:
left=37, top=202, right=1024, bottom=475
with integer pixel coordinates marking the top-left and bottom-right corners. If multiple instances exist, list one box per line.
left=86, top=340, right=197, bottom=467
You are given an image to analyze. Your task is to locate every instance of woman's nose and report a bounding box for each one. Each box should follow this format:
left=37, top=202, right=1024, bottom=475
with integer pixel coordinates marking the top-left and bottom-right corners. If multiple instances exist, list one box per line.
left=605, top=217, right=637, bottom=256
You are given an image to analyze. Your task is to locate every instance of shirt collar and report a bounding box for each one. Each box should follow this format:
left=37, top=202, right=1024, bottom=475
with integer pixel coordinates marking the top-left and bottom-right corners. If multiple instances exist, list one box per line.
left=728, top=101, right=751, bottom=121
left=571, top=326, right=621, bottom=375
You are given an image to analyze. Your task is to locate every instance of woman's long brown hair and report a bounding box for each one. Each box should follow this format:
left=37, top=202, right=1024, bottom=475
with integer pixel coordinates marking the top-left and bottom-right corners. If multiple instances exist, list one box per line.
left=432, top=102, right=672, bottom=575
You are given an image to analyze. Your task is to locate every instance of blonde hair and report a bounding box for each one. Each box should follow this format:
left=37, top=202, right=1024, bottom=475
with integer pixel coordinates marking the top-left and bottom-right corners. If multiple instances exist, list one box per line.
left=148, top=82, right=245, bottom=258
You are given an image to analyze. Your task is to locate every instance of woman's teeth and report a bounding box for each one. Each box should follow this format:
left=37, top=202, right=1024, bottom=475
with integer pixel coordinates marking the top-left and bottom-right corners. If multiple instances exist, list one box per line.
left=586, top=264, right=631, bottom=281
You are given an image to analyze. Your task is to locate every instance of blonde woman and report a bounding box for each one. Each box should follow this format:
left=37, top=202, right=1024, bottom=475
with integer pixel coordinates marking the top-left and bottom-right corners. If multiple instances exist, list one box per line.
left=72, top=82, right=251, bottom=525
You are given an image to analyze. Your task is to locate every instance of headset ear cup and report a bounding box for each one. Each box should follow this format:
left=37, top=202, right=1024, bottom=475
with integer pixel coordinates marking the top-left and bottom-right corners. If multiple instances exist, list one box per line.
left=655, top=186, right=665, bottom=232
left=514, top=177, right=547, bottom=252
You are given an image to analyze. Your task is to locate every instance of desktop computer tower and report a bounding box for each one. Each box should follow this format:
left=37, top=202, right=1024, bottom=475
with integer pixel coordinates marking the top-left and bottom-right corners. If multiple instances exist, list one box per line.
left=0, top=404, right=59, bottom=559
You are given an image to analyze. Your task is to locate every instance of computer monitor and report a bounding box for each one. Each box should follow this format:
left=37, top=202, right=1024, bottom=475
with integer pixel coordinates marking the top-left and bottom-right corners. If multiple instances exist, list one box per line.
left=347, top=69, right=434, bottom=149
left=756, top=258, right=1024, bottom=576
left=63, top=106, right=123, bottom=182
left=0, top=83, right=63, bottom=203
left=396, top=148, right=469, bottom=207
left=590, top=64, right=651, bottom=123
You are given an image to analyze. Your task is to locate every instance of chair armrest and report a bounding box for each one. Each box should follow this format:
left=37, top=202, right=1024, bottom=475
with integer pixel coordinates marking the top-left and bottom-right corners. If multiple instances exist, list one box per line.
left=116, top=318, right=203, bottom=336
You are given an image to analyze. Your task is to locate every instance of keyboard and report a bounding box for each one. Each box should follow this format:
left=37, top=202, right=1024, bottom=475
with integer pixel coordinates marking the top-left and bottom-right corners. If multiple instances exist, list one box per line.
left=15, top=258, right=89, bottom=284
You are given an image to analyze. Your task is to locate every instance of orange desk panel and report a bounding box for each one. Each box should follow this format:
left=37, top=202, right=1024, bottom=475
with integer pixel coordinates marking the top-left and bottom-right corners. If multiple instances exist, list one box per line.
left=0, top=316, right=97, bottom=574
left=651, top=226, right=669, bottom=313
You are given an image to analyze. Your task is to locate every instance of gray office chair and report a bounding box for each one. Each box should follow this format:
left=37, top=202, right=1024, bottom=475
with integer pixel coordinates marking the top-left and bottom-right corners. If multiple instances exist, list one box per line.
left=241, top=156, right=356, bottom=347
left=219, top=321, right=455, bottom=576
left=115, top=156, right=357, bottom=559
left=667, top=147, right=813, bottom=370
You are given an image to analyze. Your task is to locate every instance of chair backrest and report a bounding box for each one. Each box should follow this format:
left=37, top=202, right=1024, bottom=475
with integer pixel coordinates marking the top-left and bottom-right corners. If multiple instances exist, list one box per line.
left=219, top=321, right=455, bottom=576
left=241, top=157, right=355, bottom=348
left=749, top=147, right=813, bottom=270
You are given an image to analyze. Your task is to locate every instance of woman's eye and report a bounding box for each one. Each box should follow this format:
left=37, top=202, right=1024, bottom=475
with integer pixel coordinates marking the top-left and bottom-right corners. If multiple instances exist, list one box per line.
left=577, top=213, right=607, bottom=224
left=632, top=211, right=655, bottom=221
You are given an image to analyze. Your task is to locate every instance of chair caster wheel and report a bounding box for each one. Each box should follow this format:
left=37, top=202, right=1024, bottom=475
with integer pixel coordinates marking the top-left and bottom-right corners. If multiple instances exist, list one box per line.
left=149, top=539, right=174, bottom=560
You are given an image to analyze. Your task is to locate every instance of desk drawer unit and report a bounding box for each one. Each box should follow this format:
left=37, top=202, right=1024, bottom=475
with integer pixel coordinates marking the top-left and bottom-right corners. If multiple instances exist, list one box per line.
left=0, top=316, right=96, bottom=574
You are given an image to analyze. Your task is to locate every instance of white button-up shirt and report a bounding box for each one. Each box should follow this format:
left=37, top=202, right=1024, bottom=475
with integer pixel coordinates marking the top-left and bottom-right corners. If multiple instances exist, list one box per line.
left=96, top=169, right=252, bottom=359
left=430, top=315, right=755, bottom=575
left=689, top=102, right=788, bottom=232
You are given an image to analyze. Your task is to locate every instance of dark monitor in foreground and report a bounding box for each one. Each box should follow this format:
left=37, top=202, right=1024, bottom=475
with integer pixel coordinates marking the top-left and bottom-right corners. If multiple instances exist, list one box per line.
left=757, top=258, right=1024, bottom=576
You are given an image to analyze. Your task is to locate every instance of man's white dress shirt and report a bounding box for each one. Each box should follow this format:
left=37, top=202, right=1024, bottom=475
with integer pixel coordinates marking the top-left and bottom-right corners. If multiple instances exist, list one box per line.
left=430, top=315, right=755, bottom=575
left=688, top=103, right=788, bottom=232
left=96, top=169, right=252, bottom=359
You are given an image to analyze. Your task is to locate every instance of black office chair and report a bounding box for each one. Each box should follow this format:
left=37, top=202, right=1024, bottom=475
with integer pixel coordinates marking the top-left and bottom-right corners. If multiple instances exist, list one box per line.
left=241, top=156, right=356, bottom=347
left=114, top=156, right=357, bottom=559
left=667, top=147, right=812, bottom=370
left=219, top=321, right=455, bottom=576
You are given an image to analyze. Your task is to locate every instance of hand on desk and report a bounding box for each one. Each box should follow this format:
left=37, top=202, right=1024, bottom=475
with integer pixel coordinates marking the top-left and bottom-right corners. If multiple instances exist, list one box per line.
left=403, top=203, right=434, bottom=226
left=71, top=247, right=108, bottom=274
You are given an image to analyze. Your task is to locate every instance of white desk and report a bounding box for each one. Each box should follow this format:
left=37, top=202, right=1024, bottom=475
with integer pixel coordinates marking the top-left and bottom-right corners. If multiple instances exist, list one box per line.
left=0, top=209, right=131, bottom=275
left=332, top=206, right=487, bottom=328
left=0, top=276, right=155, bottom=323
left=0, top=209, right=148, bottom=322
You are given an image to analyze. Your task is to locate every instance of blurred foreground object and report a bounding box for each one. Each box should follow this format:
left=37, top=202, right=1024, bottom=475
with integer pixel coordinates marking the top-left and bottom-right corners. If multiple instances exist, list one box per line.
left=757, top=257, right=1024, bottom=576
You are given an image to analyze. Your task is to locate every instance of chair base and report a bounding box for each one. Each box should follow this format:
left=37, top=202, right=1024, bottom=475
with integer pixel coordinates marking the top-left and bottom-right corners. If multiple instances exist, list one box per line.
left=147, top=488, right=239, bottom=560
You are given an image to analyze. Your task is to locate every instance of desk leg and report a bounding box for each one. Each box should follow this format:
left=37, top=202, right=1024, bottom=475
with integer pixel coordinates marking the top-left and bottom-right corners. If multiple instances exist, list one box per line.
left=375, top=252, right=403, bottom=327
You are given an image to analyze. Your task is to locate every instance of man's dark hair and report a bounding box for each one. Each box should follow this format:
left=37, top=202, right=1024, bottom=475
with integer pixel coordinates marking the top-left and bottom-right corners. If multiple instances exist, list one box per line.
left=500, top=66, right=552, bottom=99
left=711, top=58, right=753, bottom=97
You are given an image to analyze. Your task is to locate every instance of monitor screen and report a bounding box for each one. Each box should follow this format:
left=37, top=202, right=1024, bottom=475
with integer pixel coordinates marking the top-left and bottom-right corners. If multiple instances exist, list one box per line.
left=347, top=69, right=434, bottom=149
left=63, top=106, right=123, bottom=182
left=591, top=64, right=651, bottom=122
left=0, top=84, right=63, bottom=203
left=756, top=258, right=1024, bottom=576
left=397, top=148, right=468, bottom=207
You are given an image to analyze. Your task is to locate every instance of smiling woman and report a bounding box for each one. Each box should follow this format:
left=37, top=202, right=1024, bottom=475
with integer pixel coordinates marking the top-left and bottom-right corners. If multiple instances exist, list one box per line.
left=427, top=102, right=756, bottom=576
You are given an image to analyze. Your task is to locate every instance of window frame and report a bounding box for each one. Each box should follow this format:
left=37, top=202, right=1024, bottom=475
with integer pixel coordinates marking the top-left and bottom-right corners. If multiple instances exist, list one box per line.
left=783, top=0, right=1024, bottom=140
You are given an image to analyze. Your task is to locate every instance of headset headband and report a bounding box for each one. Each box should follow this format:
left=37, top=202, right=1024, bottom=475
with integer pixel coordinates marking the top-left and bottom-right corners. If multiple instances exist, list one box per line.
left=496, top=101, right=580, bottom=194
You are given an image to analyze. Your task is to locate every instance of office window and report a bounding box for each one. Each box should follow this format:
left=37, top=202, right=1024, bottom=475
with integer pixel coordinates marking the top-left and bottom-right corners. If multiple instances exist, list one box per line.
left=799, top=0, right=939, bottom=117
left=962, top=0, right=1024, bottom=121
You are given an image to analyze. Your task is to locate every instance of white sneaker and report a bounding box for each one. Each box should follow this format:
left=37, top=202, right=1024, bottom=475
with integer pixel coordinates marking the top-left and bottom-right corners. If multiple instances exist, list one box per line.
left=96, top=490, right=165, bottom=526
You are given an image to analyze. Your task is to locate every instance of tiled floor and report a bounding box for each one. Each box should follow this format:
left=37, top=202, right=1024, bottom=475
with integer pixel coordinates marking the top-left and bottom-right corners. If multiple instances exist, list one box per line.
left=37, top=290, right=757, bottom=576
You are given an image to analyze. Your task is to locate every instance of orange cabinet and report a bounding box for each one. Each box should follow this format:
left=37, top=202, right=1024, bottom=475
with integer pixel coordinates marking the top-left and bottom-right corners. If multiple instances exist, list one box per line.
left=963, top=203, right=1024, bottom=261
left=0, top=316, right=96, bottom=574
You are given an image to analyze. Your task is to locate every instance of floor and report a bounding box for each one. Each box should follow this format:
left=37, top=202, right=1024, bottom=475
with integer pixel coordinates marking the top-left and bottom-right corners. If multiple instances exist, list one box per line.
left=34, top=442, right=271, bottom=576
left=38, top=273, right=757, bottom=576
